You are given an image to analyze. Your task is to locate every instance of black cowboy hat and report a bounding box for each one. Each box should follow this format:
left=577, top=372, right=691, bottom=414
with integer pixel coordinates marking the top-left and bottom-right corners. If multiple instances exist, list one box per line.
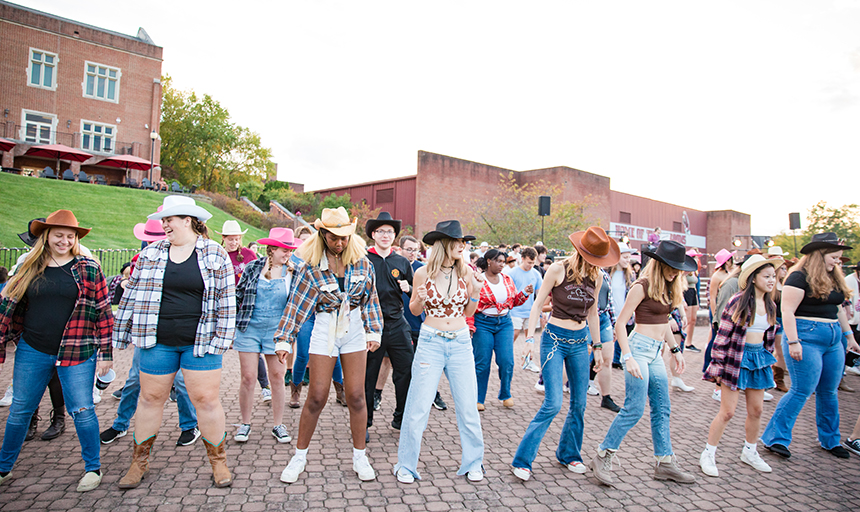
left=422, top=220, right=476, bottom=246
left=801, top=232, right=853, bottom=255
left=17, top=217, right=46, bottom=247
left=641, top=240, right=698, bottom=272
left=365, top=212, right=402, bottom=239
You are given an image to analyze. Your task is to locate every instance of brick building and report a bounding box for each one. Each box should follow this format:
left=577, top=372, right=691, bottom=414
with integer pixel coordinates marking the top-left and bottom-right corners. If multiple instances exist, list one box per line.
left=311, top=150, right=751, bottom=269
left=0, top=1, right=163, bottom=184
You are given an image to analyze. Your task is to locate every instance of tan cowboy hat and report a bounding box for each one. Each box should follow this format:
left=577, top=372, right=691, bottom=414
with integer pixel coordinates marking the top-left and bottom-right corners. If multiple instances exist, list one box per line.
left=215, top=220, right=248, bottom=236
left=30, top=209, right=91, bottom=239
left=568, top=226, right=620, bottom=267
left=739, top=254, right=784, bottom=290
left=313, top=207, right=357, bottom=237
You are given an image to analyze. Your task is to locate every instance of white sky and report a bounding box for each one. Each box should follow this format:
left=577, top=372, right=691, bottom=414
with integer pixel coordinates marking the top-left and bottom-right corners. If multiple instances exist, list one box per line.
left=14, top=0, right=860, bottom=235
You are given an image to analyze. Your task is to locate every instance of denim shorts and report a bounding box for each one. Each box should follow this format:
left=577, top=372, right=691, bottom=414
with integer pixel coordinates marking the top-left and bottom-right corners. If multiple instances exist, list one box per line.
left=139, top=343, right=223, bottom=375
left=587, top=312, right=613, bottom=345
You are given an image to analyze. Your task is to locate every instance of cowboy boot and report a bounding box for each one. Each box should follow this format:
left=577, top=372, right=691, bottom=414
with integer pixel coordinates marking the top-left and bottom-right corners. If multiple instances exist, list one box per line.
left=333, top=381, right=347, bottom=407
left=40, top=407, right=66, bottom=440
left=202, top=434, right=232, bottom=488
left=289, top=382, right=302, bottom=409
left=118, top=434, right=156, bottom=489
left=772, top=366, right=789, bottom=392
left=839, top=377, right=855, bottom=393
left=25, top=407, right=40, bottom=441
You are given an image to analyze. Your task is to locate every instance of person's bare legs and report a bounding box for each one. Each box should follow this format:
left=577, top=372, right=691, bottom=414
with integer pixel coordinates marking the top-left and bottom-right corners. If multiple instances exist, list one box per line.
left=685, top=305, right=697, bottom=344
left=294, top=355, right=338, bottom=449
left=375, top=356, right=392, bottom=391
left=707, top=384, right=740, bottom=446
left=134, top=372, right=175, bottom=439
left=238, top=352, right=260, bottom=424
left=264, top=354, right=287, bottom=426
left=182, top=369, right=226, bottom=442
left=850, top=414, right=860, bottom=440
left=340, top=350, right=369, bottom=449
left=743, top=389, right=764, bottom=444
left=596, top=341, right=614, bottom=395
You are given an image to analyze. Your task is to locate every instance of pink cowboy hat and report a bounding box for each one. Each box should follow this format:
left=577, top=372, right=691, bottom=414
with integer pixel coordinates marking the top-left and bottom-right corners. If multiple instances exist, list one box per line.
left=257, top=227, right=299, bottom=250
left=686, top=249, right=704, bottom=258
left=133, top=206, right=166, bottom=242
left=714, top=248, right=736, bottom=268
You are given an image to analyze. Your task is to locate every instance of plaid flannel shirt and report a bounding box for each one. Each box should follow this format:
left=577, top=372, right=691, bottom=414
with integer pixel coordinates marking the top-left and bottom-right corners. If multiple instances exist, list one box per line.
left=113, top=237, right=236, bottom=357
left=476, top=273, right=529, bottom=314
left=702, top=293, right=776, bottom=390
left=235, top=257, right=299, bottom=332
left=274, top=254, right=383, bottom=345
left=0, top=256, right=114, bottom=366
left=597, top=269, right=616, bottom=327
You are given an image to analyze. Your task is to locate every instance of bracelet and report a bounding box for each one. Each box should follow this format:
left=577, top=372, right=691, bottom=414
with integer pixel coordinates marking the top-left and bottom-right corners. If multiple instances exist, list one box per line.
left=592, top=343, right=603, bottom=350
left=670, top=345, right=681, bottom=354
left=470, top=297, right=478, bottom=303
left=620, top=352, right=632, bottom=363
left=788, top=339, right=801, bottom=345
left=844, top=330, right=853, bottom=338
left=525, top=337, right=535, bottom=344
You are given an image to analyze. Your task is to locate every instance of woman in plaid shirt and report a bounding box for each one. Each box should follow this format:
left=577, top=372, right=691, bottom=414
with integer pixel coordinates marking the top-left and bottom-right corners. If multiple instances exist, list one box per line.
left=0, top=210, right=113, bottom=493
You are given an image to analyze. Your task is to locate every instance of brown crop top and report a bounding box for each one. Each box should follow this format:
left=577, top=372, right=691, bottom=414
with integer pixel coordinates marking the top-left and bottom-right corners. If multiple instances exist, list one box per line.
left=634, top=278, right=673, bottom=324
left=551, top=274, right=596, bottom=322
left=425, top=277, right=469, bottom=318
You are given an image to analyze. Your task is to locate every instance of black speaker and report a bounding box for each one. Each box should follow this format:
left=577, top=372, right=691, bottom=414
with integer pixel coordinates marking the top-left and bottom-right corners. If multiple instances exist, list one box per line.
left=789, top=212, right=801, bottom=231
left=538, top=196, right=551, bottom=217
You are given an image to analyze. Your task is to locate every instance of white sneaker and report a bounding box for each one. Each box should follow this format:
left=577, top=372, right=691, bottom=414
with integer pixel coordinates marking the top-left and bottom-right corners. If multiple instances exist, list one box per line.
left=846, top=365, right=860, bottom=376
left=0, top=385, right=12, bottom=407
left=280, top=455, right=307, bottom=483
left=525, top=361, right=541, bottom=373
left=234, top=424, right=251, bottom=442
left=534, top=381, right=545, bottom=394
left=564, top=461, right=588, bottom=474
left=699, top=450, right=719, bottom=477
left=353, top=454, right=376, bottom=481
left=92, top=387, right=102, bottom=404
left=394, top=467, right=415, bottom=483
left=671, top=377, right=695, bottom=392
left=76, top=470, right=102, bottom=492
left=261, top=387, right=272, bottom=402
left=512, top=466, right=531, bottom=481
left=563, top=382, right=570, bottom=395
left=740, top=450, right=772, bottom=473
left=587, top=383, right=600, bottom=396
left=467, top=469, right=484, bottom=482
left=763, top=391, right=774, bottom=402
left=712, top=389, right=721, bottom=402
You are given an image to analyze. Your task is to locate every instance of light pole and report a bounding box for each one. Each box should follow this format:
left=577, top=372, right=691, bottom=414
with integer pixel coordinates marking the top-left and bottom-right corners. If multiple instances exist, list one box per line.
left=149, top=131, right=158, bottom=183
left=235, top=182, right=240, bottom=200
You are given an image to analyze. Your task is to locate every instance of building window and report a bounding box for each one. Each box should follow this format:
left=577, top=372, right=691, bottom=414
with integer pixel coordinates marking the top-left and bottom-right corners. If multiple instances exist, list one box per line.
left=619, top=211, right=631, bottom=224
left=376, top=188, right=394, bottom=203
left=21, top=110, right=56, bottom=144
left=673, top=221, right=683, bottom=232
left=28, top=49, right=58, bottom=90
left=81, top=121, right=115, bottom=153
left=83, top=62, right=121, bottom=102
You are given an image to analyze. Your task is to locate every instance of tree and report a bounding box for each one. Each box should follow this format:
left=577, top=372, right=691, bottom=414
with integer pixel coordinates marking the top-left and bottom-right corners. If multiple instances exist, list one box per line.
left=770, top=201, right=860, bottom=261
left=462, top=173, right=596, bottom=249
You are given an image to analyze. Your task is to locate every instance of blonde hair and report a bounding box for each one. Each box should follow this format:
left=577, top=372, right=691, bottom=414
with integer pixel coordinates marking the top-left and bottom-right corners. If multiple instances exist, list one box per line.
left=563, top=250, right=600, bottom=285
left=298, top=229, right=366, bottom=268
left=789, top=249, right=852, bottom=299
left=426, top=239, right=468, bottom=280
left=639, top=259, right=685, bottom=309
left=2, top=228, right=80, bottom=301
left=295, top=225, right=313, bottom=238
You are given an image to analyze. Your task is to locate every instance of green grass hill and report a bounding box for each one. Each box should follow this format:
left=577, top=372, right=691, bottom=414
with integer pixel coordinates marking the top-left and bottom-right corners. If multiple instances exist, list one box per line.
left=0, top=172, right=268, bottom=249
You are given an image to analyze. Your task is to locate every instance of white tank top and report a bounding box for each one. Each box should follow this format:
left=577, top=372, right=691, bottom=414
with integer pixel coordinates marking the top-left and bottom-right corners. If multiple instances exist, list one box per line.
left=747, top=312, right=770, bottom=333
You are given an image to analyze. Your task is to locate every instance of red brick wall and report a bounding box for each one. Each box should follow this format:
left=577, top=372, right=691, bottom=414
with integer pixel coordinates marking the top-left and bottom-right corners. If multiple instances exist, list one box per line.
left=706, top=210, right=751, bottom=273
left=518, top=166, right=611, bottom=228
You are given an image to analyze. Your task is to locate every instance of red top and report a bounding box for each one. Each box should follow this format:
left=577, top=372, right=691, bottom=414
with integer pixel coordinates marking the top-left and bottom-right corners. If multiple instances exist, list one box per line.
left=229, top=248, right=258, bottom=285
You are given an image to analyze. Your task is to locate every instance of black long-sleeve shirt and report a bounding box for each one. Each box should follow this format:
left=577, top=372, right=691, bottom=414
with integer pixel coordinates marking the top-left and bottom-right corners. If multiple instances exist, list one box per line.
left=367, top=248, right=414, bottom=321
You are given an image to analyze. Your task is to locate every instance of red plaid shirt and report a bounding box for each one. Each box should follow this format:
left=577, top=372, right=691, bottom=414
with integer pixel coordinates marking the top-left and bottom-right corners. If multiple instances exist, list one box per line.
left=476, top=273, right=529, bottom=315
left=0, top=256, right=114, bottom=366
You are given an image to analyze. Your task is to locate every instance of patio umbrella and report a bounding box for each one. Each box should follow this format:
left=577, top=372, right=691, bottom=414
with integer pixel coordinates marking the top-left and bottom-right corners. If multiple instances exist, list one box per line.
left=0, top=138, right=15, bottom=152
left=24, top=143, right=93, bottom=175
left=96, top=155, right=153, bottom=184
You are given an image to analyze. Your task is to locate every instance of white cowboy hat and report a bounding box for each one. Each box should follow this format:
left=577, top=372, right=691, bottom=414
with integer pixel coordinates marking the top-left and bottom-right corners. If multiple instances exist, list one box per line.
left=767, top=246, right=789, bottom=257
left=617, top=242, right=635, bottom=254
left=215, top=220, right=248, bottom=236
left=148, top=195, right=212, bottom=222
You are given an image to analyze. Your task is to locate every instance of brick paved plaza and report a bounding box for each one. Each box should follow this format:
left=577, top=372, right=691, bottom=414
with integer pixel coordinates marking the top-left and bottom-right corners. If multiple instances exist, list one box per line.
left=0, top=327, right=858, bottom=511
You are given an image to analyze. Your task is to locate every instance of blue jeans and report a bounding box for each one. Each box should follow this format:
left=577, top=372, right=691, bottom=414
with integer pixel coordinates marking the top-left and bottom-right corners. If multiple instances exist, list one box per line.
left=599, top=332, right=673, bottom=456
left=292, top=314, right=343, bottom=385
left=512, top=323, right=589, bottom=471
left=394, top=325, right=484, bottom=479
left=0, top=339, right=101, bottom=472
left=113, top=346, right=197, bottom=432
left=761, top=319, right=844, bottom=450
left=472, top=312, right=514, bottom=403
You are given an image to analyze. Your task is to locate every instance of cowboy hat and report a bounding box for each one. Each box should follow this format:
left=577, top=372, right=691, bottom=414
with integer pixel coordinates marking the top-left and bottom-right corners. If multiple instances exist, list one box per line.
left=365, top=212, right=401, bottom=239
left=714, top=248, right=736, bottom=268
left=257, top=227, right=299, bottom=250
left=215, top=220, right=248, bottom=236
left=30, top=210, right=91, bottom=239
left=642, top=240, right=698, bottom=272
left=133, top=218, right=167, bottom=242
left=739, top=254, right=784, bottom=290
left=767, top=246, right=789, bottom=257
left=148, top=195, right=212, bottom=222
left=313, top=207, right=357, bottom=237
left=801, top=232, right=853, bottom=254
left=686, top=248, right=704, bottom=258
left=568, top=226, right=621, bottom=267
left=422, top=220, right=475, bottom=245
left=618, top=242, right=635, bottom=254
left=18, top=217, right=46, bottom=247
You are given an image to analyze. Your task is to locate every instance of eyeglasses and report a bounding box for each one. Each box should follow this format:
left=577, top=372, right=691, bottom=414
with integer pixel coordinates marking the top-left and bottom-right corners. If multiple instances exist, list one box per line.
left=374, top=230, right=396, bottom=236
left=402, top=248, right=418, bottom=253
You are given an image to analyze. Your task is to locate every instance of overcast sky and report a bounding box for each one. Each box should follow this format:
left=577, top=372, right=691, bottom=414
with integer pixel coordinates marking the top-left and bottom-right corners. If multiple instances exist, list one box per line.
left=14, top=0, right=860, bottom=235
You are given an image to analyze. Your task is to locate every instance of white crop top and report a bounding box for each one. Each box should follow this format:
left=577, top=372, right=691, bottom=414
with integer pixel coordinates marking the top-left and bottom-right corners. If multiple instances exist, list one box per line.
left=746, top=312, right=770, bottom=333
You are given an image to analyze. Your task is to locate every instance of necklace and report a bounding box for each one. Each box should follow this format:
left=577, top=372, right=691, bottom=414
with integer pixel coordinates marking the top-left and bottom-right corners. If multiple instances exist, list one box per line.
left=50, top=256, right=75, bottom=277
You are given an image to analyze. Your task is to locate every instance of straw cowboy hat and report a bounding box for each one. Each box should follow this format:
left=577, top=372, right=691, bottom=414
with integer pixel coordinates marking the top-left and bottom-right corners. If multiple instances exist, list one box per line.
left=568, top=226, right=621, bottom=267
left=215, top=220, right=248, bottom=236
left=739, top=254, right=784, bottom=290
left=313, top=207, right=357, bottom=237
left=30, top=210, right=91, bottom=239
left=642, top=240, right=698, bottom=272
left=365, top=212, right=402, bottom=239
left=148, top=195, right=212, bottom=222
left=767, top=246, right=789, bottom=257
left=801, top=232, right=853, bottom=255
left=422, top=220, right=475, bottom=245
left=257, top=228, right=299, bottom=250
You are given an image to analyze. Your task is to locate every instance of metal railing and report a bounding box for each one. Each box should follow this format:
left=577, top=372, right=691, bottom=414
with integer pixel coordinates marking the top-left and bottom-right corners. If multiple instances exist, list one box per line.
left=0, top=247, right=139, bottom=277
left=12, top=125, right=75, bottom=147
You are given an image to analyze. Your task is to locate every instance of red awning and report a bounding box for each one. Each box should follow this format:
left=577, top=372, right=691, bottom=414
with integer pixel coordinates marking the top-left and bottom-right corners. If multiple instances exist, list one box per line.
left=24, top=143, right=93, bottom=163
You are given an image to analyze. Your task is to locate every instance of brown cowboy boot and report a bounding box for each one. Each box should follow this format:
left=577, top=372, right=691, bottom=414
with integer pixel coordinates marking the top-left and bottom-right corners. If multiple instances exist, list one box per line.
left=118, top=434, right=156, bottom=489
left=289, top=382, right=302, bottom=409
left=333, top=381, right=347, bottom=407
left=202, top=434, right=232, bottom=487
left=772, top=366, right=789, bottom=392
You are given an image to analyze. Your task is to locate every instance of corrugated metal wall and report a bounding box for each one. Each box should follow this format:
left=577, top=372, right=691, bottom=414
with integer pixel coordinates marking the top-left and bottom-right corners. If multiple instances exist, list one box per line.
left=314, top=176, right=417, bottom=228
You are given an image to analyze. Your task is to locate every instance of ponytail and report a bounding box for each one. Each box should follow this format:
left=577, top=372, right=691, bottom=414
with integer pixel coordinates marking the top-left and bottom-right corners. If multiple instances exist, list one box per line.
left=190, top=218, right=209, bottom=239
left=264, top=246, right=275, bottom=280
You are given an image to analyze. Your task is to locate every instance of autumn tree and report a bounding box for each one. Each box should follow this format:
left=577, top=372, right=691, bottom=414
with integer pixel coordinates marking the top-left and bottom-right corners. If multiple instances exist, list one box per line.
left=770, top=201, right=860, bottom=261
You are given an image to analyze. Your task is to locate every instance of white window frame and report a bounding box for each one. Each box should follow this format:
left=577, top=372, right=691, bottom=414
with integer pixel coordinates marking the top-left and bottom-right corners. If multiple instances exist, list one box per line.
left=20, top=109, right=57, bottom=144
left=82, top=61, right=121, bottom=103
left=80, top=120, right=117, bottom=154
left=27, top=48, right=59, bottom=91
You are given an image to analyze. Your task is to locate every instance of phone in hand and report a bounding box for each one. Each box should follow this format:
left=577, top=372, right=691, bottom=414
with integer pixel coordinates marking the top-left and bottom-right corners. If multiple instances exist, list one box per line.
left=522, top=353, right=532, bottom=370
left=847, top=350, right=860, bottom=368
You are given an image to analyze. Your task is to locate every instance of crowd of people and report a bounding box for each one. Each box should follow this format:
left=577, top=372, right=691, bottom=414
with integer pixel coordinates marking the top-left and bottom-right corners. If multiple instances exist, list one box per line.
left=1, top=198, right=859, bottom=494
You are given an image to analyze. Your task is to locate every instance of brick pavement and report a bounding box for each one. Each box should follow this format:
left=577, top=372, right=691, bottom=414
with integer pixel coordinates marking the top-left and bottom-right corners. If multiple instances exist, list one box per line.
left=0, top=327, right=859, bottom=511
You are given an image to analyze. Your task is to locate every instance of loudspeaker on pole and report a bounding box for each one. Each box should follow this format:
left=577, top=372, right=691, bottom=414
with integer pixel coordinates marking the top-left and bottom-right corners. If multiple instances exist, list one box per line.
left=538, top=196, right=551, bottom=217
left=788, top=212, right=801, bottom=231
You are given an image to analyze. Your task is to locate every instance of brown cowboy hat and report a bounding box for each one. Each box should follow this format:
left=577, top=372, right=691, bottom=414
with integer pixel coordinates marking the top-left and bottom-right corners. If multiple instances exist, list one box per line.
left=30, top=209, right=91, bottom=239
left=568, top=226, right=620, bottom=267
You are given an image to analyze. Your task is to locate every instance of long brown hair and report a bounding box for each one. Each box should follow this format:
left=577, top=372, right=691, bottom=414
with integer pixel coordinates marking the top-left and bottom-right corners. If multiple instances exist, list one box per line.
left=639, top=259, right=685, bottom=309
left=789, top=249, right=852, bottom=299
left=730, top=265, right=777, bottom=326
left=2, top=228, right=80, bottom=301
left=563, top=250, right=600, bottom=285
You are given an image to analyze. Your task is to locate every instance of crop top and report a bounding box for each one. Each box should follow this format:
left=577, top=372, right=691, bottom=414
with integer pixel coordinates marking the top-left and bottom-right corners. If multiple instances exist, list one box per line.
left=634, top=278, right=673, bottom=324
left=425, top=277, right=469, bottom=318
left=784, top=270, right=845, bottom=320
left=746, top=312, right=770, bottom=334
left=550, top=274, right=595, bottom=322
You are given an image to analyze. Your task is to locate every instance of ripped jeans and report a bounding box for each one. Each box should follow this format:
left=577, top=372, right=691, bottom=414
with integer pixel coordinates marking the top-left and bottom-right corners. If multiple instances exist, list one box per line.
left=0, top=339, right=101, bottom=472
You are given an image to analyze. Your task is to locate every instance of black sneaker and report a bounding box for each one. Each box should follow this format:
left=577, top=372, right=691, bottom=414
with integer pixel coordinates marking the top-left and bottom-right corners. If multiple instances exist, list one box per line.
left=176, top=427, right=201, bottom=446
left=825, top=445, right=851, bottom=459
left=685, top=345, right=702, bottom=353
left=765, top=443, right=791, bottom=458
left=433, top=393, right=448, bottom=411
left=100, top=427, right=127, bottom=444
left=373, top=390, right=382, bottom=411
left=391, top=418, right=402, bottom=430
left=111, top=388, right=123, bottom=400
left=842, top=438, right=860, bottom=456
left=601, top=395, right=621, bottom=413
left=169, top=386, right=177, bottom=403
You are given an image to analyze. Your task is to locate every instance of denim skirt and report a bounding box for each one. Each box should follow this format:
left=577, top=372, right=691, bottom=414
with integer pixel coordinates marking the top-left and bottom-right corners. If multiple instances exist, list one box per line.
left=737, top=343, right=776, bottom=390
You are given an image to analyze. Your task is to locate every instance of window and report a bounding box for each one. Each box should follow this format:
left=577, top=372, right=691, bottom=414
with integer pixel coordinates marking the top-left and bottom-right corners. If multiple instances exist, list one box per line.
left=83, top=62, right=121, bottom=102
left=29, top=49, right=58, bottom=90
left=673, top=221, right=683, bottom=232
left=376, top=188, right=394, bottom=203
left=21, top=110, right=56, bottom=144
left=619, top=211, right=631, bottom=223
left=81, top=121, right=116, bottom=153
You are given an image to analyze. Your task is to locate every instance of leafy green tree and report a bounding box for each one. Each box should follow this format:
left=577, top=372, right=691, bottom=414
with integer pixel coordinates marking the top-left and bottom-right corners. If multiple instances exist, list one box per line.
left=770, top=201, right=860, bottom=261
